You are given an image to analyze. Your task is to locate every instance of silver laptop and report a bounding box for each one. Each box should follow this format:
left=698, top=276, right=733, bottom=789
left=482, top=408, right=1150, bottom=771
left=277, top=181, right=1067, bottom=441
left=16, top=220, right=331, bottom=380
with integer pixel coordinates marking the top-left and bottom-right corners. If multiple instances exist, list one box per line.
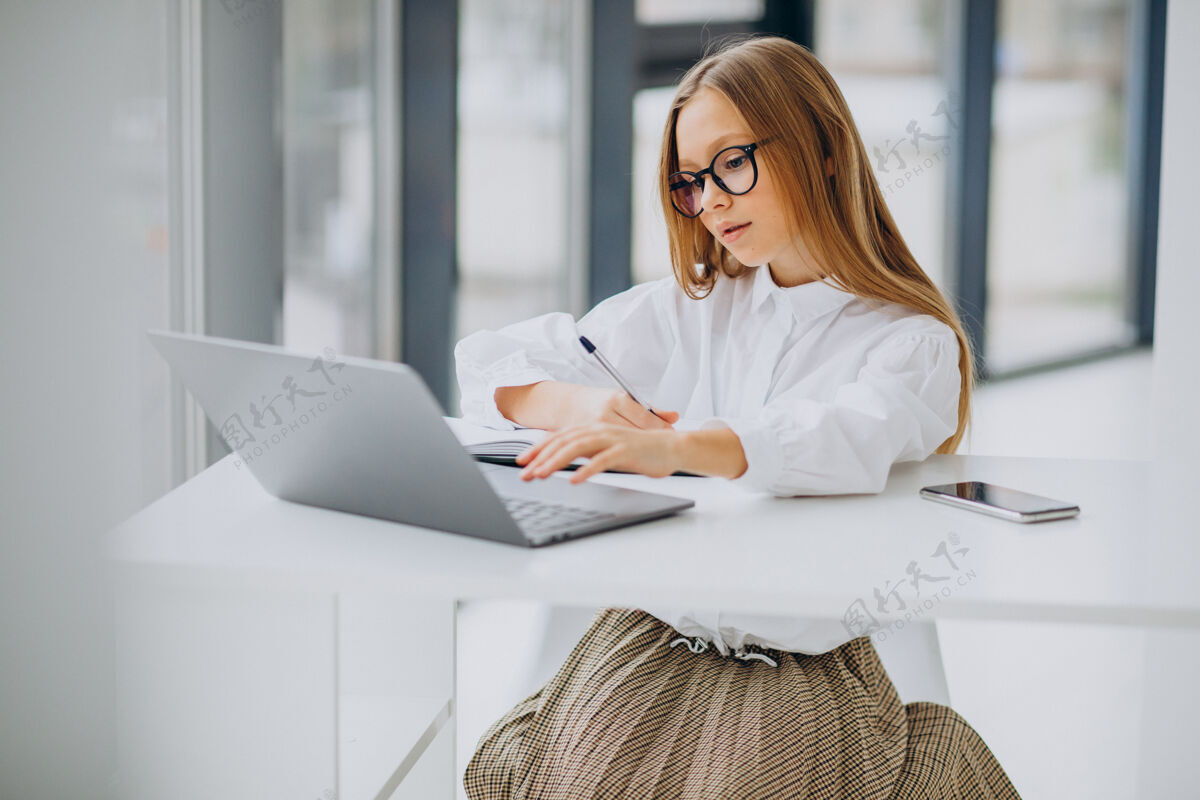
left=147, top=330, right=694, bottom=547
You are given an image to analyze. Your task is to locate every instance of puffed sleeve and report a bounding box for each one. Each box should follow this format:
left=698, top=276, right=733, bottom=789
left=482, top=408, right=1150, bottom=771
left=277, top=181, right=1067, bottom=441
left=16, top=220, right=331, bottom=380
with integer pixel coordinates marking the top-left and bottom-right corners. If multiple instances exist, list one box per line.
left=642, top=329, right=961, bottom=656
left=454, top=278, right=677, bottom=430
left=705, top=328, right=961, bottom=496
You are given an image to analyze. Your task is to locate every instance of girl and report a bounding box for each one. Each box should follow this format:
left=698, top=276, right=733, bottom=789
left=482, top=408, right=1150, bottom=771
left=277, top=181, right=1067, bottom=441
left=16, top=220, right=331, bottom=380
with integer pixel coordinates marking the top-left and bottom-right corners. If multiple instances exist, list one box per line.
left=456, top=36, right=1020, bottom=800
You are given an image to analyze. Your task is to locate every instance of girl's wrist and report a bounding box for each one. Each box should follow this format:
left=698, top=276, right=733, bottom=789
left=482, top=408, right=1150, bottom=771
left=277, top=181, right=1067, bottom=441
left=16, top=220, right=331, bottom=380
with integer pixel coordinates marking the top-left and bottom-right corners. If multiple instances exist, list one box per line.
left=672, top=427, right=748, bottom=480
left=495, top=380, right=575, bottom=430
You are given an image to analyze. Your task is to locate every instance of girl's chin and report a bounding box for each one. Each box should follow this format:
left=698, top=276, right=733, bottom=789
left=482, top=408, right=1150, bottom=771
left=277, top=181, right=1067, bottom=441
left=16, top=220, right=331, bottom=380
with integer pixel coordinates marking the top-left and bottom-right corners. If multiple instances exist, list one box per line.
left=720, top=244, right=759, bottom=267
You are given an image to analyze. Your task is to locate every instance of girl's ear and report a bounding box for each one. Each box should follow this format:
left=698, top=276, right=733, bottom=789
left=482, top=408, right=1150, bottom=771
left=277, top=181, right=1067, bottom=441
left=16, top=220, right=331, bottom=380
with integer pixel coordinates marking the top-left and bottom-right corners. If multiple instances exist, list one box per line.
left=825, top=156, right=835, bottom=177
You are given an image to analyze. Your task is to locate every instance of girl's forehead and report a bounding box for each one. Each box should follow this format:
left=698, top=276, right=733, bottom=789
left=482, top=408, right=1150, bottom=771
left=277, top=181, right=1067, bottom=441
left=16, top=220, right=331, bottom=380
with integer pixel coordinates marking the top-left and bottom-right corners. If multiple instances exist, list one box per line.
left=675, top=87, right=753, bottom=166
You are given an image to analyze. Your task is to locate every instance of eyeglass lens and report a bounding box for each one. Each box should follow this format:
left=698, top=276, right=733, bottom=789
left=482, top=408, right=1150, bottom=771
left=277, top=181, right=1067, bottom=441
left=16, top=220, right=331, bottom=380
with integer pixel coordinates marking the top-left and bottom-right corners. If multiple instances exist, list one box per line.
left=669, top=146, right=757, bottom=217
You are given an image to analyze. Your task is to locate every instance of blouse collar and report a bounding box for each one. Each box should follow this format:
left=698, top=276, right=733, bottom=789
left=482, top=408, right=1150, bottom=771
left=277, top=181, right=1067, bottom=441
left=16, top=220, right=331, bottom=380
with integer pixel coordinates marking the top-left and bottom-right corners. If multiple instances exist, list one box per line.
left=749, top=263, right=856, bottom=321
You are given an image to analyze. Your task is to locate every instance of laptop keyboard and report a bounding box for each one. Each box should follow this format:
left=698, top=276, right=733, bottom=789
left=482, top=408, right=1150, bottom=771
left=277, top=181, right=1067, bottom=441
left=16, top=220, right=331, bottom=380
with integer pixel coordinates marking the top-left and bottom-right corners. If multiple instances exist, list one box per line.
left=500, top=496, right=617, bottom=544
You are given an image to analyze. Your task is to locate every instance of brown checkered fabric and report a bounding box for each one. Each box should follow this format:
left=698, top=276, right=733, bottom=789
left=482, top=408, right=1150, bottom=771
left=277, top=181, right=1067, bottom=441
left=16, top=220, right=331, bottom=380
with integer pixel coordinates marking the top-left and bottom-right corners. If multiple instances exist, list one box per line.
left=463, top=607, right=1021, bottom=799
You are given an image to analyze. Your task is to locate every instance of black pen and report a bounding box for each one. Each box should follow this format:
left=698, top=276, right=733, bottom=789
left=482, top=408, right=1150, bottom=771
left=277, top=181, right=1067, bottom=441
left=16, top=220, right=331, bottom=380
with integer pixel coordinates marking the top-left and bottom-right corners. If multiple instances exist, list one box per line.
left=579, top=335, right=665, bottom=421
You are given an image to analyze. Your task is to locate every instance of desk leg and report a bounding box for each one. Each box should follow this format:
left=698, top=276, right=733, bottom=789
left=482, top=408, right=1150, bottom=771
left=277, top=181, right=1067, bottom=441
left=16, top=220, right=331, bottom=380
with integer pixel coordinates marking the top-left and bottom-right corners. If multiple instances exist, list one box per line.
left=336, top=591, right=457, bottom=800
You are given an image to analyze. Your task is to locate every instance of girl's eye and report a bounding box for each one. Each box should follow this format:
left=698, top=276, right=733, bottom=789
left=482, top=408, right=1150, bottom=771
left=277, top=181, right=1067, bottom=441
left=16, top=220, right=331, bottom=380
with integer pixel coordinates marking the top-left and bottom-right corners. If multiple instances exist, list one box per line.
left=722, top=155, right=747, bottom=171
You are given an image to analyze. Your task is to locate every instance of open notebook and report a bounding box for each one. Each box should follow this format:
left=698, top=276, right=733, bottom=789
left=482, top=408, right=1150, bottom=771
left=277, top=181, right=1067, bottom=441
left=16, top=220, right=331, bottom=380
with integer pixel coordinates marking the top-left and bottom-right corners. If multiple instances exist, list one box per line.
left=442, top=417, right=705, bottom=477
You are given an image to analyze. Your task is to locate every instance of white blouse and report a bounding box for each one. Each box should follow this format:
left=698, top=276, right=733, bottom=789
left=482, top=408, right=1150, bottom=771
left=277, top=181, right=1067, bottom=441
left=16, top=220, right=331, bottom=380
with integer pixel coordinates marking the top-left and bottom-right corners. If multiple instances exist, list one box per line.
left=454, top=262, right=961, bottom=654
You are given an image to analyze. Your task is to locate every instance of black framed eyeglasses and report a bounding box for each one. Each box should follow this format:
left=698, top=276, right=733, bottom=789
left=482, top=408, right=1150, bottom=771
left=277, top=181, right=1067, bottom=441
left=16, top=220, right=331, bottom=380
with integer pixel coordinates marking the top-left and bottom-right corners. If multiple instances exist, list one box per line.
left=668, top=142, right=762, bottom=218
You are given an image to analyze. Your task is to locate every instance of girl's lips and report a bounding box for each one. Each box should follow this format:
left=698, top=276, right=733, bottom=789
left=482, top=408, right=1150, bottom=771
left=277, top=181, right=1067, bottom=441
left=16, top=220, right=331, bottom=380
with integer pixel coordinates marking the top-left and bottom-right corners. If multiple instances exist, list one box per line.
left=722, top=222, right=750, bottom=243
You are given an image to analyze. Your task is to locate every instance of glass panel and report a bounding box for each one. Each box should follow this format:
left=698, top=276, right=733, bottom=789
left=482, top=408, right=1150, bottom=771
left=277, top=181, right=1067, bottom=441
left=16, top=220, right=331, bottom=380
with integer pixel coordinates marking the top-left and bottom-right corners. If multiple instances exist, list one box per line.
left=815, top=0, right=952, bottom=292
left=636, top=0, right=763, bottom=25
left=632, top=86, right=676, bottom=285
left=456, top=0, right=570, bottom=339
left=986, top=0, right=1133, bottom=372
left=281, top=0, right=377, bottom=358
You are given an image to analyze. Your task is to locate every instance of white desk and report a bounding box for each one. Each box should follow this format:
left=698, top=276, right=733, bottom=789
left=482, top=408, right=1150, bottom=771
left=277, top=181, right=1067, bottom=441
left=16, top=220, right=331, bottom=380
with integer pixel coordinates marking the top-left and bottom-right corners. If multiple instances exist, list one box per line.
left=108, top=452, right=1196, bottom=799
left=112, top=452, right=1196, bottom=626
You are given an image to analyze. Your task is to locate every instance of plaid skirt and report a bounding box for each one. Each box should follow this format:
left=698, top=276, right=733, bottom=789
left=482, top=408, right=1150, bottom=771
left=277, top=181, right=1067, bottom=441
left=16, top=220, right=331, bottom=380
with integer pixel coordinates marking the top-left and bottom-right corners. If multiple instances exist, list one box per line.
left=463, top=607, right=1021, bottom=800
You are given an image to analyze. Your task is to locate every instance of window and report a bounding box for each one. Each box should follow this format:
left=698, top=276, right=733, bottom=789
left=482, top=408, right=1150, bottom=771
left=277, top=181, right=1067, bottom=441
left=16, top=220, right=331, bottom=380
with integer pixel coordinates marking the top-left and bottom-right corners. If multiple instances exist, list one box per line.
left=986, top=0, right=1135, bottom=372
left=632, top=87, right=676, bottom=285
left=281, top=0, right=379, bottom=358
left=816, top=0, right=952, bottom=290
left=636, top=0, right=764, bottom=25
left=455, top=0, right=571, bottom=342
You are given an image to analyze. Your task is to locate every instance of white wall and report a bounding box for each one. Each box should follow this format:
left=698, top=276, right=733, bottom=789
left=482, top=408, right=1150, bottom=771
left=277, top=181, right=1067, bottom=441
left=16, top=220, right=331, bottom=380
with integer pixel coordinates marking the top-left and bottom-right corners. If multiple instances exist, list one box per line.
left=0, top=3, right=171, bottom=797
left=1137, top=1, right=1200, bottom=795
left=1151, top=0, right=1200, bottom=460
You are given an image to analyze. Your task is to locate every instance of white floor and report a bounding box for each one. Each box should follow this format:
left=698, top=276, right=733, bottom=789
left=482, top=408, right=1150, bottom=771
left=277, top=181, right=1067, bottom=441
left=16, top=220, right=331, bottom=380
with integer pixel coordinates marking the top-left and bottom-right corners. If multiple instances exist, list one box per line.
left=455, top=348, right=1158, bottom=800
left=938, top=350, right=1154, bottom=799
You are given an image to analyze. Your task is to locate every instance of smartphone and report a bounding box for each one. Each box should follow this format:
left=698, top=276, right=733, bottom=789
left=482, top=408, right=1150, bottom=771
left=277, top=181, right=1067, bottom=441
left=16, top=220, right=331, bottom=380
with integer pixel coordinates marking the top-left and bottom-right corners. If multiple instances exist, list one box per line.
left=919, top=481, right=1080, bottom=523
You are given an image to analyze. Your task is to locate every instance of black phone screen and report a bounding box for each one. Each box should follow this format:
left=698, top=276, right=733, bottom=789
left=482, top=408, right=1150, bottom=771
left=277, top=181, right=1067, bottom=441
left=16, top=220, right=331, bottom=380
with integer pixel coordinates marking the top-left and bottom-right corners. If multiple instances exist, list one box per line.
left=926, top=481, right=1074, bottom=514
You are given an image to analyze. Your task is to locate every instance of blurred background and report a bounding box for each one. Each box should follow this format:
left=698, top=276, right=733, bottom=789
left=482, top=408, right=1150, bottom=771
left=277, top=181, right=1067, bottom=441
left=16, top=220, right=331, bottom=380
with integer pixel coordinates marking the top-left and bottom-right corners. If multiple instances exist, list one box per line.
left=0, top=1, right=1190, bottom=798
left=262, top=0, right=1156, bottom=414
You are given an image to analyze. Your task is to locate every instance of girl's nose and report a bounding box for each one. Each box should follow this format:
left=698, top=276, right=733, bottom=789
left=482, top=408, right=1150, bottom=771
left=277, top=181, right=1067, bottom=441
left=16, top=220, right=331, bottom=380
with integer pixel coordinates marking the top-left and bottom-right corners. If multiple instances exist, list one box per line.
left=700, top=177, right=730, bottom=212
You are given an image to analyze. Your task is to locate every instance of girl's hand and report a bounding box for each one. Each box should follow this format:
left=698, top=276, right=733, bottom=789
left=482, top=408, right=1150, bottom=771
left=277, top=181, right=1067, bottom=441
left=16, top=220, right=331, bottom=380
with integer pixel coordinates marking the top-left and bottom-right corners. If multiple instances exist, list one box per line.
left=557, top=385, right=679, bottom=431
left=516, top=424, right=683, bottom=484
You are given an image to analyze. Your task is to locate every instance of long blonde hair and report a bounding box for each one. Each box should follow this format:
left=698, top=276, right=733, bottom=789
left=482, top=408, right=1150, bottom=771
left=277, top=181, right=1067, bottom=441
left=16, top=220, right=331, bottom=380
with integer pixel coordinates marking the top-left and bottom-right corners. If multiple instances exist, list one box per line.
left=657, top=36, right=973, bottom=453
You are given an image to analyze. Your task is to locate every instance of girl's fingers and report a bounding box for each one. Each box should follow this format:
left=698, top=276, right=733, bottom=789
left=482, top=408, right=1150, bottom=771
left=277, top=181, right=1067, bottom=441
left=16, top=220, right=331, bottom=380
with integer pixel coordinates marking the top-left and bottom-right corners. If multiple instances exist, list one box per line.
left=625, top=398, right=678, bottom=430
left=617, top=396, right=660, bottom=429
left=520, top=425, right=636, bottom=480
left=517, top=429, right=573, bottom=468
left=646, top=410, right=675, bottom=429
left=528, top=430, right=617, bottom=479
left=569, top=449, right=615, bottom=483
left=522, top=431, right=587, bottom=478
left=515, top=440, right=543, bottom=465
left=605, top=403, right=641, bottom=429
